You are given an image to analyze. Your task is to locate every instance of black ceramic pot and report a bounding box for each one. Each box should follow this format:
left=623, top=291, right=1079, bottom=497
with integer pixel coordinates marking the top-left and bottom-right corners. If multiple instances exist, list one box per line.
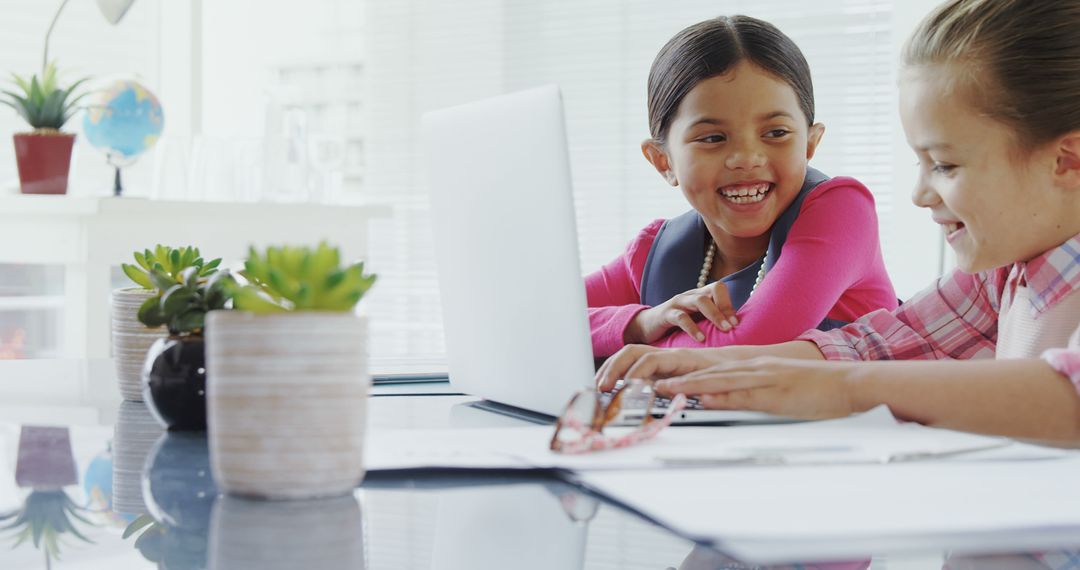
left=142, top=336, right=207, bottom=431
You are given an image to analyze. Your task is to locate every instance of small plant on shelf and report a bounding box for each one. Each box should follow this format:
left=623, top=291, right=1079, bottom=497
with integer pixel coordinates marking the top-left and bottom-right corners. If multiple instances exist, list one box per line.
left=231, top=241, right=377, bottom=313
left=2, top=61, right=90, bottom=194
left=2, top=62, right=88, bottom=131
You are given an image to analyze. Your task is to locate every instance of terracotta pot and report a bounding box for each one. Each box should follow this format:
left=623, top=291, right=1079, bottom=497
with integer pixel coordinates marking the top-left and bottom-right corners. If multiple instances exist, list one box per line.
left=13, top=131, right=75, bottom=195
left=206, top=311, right=368, bottom=500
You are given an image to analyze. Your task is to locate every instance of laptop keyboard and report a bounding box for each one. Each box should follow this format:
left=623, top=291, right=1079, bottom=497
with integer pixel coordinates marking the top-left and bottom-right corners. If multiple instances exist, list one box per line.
left=654, top=394, right=705, bottom=411
left=601, top=383, right=705, bottom=412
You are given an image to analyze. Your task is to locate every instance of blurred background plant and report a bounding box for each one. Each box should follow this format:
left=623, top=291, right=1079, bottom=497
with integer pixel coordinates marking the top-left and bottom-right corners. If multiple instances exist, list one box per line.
left=231, top=241, right=376, bottom=313
left=1, top=61, right=89, bottom=132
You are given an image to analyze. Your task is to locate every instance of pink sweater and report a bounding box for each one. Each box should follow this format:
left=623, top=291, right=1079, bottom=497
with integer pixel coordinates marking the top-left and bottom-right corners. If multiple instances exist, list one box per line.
left=585, top=177, right=898, bottom=357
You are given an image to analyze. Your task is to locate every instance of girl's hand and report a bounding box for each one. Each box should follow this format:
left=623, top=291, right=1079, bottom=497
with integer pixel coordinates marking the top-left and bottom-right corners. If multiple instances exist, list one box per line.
left=625, top=281, right=739, bottom=345
left=595, top=345, right=731, bottom=392
left=654, top=357, right=861, bottom=420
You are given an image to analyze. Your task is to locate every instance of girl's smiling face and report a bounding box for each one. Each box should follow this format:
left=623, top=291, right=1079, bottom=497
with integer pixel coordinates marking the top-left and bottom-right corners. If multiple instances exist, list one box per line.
left=644, top=61, right=825, bottom=240
left=900, top=65, right=1078, bottom=273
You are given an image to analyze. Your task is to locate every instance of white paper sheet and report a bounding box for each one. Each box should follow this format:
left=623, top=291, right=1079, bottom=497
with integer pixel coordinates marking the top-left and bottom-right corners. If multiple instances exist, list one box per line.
left=364, top=405, right=1069, bottom=472
left=577, top=455, right=1080, bottom=563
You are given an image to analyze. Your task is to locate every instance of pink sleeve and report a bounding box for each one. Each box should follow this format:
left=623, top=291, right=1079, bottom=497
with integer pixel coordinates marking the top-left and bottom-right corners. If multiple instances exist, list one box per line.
left=585, top=219, right=664, bottom=357
left=654, top=178, right=897, bottom=348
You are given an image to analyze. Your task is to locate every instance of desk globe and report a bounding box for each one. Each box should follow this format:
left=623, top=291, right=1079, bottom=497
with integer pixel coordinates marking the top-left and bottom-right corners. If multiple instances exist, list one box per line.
left=83, top=79, right=164, bottom=196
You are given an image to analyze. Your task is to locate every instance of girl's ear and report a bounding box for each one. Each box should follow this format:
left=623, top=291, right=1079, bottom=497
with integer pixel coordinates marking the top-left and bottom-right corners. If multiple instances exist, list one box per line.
left=1053, top=130, right=1080, bottom=190
left=806, top=123, right=826, bottom=160
left=641, top=139, right=678, bottom=186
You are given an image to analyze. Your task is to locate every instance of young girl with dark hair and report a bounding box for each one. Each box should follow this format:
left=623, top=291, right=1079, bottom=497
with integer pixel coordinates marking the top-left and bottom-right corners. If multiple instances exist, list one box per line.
left=586, top=16, right=897, bottom=358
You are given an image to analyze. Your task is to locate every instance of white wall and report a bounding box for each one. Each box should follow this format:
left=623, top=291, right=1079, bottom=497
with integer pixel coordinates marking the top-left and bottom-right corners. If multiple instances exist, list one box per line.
left=199, top=0, right=366, bottom=138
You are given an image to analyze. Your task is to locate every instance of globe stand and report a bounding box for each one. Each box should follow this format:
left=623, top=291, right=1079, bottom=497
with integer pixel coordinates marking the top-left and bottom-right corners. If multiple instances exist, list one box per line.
left=113, top=166, right=123, bottom=197
left=106, top=151, right=126, bottom=197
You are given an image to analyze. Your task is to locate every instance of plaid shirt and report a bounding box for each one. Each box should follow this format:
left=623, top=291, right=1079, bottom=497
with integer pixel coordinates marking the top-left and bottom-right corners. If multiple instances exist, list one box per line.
left=799, top=233, right=1080, bottom=387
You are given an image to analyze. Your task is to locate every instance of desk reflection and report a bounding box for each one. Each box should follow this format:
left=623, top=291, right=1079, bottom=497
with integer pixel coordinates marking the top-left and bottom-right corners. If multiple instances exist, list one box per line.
left=122, top=430, right=367, bottom=570
left=210, top=494, right=365, bottom=570
left=429, top=482, right=592, bottom=569
left=112, top=400, right=164, bottom=516
left=124, top=431, right=213, bottom=569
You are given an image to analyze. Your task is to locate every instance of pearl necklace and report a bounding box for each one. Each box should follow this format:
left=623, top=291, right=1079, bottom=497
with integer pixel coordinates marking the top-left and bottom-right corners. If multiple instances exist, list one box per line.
left=697, top=239, right=768, bottom=294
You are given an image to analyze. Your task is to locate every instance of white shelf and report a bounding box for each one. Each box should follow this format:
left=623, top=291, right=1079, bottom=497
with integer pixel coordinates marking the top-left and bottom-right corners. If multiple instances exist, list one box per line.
left=0, top=194, right=392, bottom=357
left=0, top=296, right=65, bottom=311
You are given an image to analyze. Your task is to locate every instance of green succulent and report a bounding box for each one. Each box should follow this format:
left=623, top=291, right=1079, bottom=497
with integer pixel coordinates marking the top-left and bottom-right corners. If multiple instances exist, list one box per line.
left=1, top=62, right=89, bottom=131
left=0, top=489, right=95, bottom=561
left=232, top=242, right=377, bottom=313
left=121, top=245, right=222, bottom=291
left=138, top=268, right=235, bottom=336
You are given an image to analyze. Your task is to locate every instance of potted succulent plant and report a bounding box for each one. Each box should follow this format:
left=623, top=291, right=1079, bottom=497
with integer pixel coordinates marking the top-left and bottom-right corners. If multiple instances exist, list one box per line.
left=206, top=242, right=376, bottom=500
left=134, top=247, right=232, bottom=431
left=1, top=61, right=89, bottom=194
left=113, top=245, right=220, bottom=401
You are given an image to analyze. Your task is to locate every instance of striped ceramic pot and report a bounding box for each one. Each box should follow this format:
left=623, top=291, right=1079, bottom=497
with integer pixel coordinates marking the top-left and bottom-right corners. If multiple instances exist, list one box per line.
left=205, top=310, right=369, bottom=500
left=111, top=288, right=167, bottom=401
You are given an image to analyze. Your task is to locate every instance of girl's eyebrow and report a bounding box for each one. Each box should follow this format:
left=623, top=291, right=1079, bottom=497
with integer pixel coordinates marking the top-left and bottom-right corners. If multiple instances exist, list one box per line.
left=758, top=111, right=796, bottom=121
left=687, top=111, right=795, bottom=128
left=912, top=142, right=954, bottom=152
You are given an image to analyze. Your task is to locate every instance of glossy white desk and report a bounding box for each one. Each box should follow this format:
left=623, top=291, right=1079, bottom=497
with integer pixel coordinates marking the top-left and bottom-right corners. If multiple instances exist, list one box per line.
left=2, top=358, right=1077, bottom=569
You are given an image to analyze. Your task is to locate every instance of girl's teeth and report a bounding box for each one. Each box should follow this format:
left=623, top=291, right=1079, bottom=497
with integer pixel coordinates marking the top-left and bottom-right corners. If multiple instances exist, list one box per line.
left=726, top=194, right=767, bottom=204
left=721, top=183, right=771, bottom=204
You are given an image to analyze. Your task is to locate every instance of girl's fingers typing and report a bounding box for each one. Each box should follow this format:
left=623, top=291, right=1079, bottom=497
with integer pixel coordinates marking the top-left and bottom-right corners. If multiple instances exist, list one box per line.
left=623, top=349, right=705, bottom=382
left=655, top=369, right=772, bottom=396
left=595, top=344, right=653, bottom=391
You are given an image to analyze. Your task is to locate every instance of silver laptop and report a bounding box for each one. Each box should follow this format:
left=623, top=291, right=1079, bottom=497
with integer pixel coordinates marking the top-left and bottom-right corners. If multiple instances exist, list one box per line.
left=422, top=85, right=791, bottom=425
